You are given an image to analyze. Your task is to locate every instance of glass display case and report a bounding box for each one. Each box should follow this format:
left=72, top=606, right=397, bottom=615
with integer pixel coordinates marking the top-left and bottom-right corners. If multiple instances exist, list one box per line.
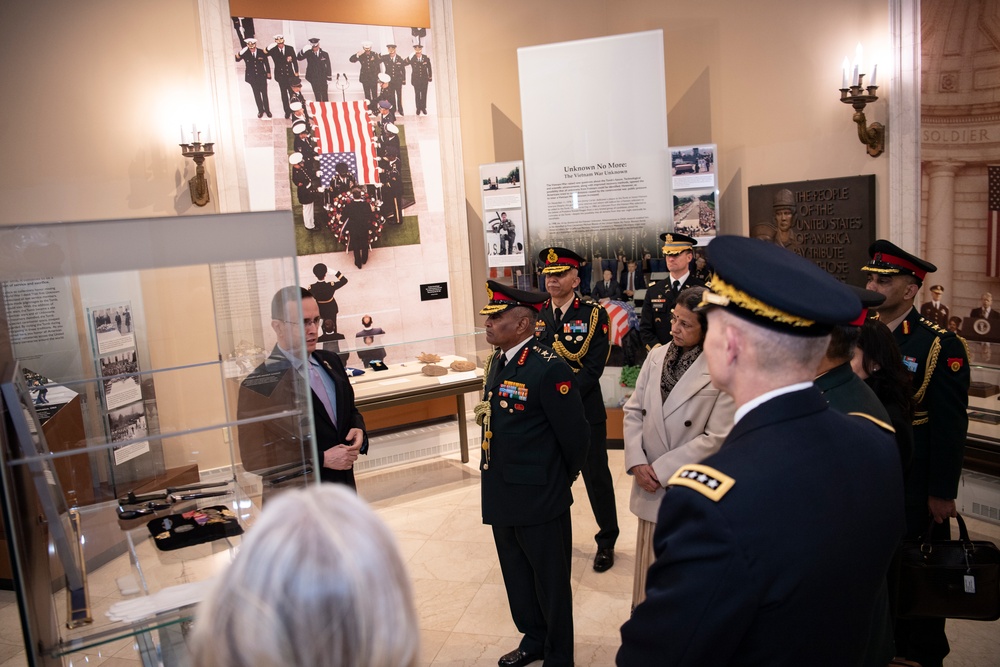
left=965, top=340, right=1000, bottom=478
left=0, top=212, right=316, bottom=666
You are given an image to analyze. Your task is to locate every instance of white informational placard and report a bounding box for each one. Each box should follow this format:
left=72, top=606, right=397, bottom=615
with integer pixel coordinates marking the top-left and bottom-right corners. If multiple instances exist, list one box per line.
left=480, top=161, right=526, bottom=269
left=670, top=144, right=718, bottom=244
left=518, top=31, right=671, bottom=268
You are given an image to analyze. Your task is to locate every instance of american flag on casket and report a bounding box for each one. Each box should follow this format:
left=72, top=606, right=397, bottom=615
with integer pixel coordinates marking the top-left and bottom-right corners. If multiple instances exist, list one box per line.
left=604, top=300, right=639, bottom=347
left=307, top=101, right=379, bottom=185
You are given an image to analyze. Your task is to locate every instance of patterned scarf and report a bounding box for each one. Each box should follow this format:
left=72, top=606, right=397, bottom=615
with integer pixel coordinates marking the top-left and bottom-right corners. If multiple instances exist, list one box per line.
left=660, top=343, right=702, bottom=402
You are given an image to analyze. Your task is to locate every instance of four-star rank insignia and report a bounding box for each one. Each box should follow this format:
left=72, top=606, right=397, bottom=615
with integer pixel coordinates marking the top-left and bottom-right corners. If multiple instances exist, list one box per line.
left=667, top=464, right=735, bottom=502
left=556, top=380, right=571, bottom=395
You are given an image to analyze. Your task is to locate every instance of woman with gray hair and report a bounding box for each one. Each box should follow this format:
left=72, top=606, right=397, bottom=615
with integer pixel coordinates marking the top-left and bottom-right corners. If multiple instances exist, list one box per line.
left=190, top=485, right=419, bottom=667
left=623, top=285, right=735, bottom=608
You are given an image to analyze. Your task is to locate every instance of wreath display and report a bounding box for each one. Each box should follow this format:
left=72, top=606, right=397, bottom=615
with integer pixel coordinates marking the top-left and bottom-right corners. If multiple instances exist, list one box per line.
left=325, top=190, right=386, bottom=247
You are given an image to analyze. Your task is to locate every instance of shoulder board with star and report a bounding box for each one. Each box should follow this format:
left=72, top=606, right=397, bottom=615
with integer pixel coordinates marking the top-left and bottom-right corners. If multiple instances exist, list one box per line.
left=847, top=412, right=896, bottom=434
left=917, top=315, right=947, bottom=335
left=532, top=345, right=559, bottom=361
left=667, top=464, right=734, bottom=502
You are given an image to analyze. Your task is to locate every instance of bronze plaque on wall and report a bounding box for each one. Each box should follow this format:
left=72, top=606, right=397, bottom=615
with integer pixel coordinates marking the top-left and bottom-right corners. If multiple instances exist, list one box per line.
left=748, top=175, right=876, bottom=287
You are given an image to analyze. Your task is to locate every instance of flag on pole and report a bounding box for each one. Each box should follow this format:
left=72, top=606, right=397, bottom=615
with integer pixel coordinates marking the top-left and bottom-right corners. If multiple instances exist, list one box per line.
left=988, top=166, right=1000, bottom=278
left=307, top=101, right=379, bottom=185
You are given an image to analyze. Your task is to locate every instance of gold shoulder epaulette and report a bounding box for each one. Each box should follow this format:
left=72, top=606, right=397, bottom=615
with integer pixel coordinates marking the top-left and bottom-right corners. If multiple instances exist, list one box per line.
left=847, top=412, right=896, bottom=434
left=667, top=464, right=734, bottom=502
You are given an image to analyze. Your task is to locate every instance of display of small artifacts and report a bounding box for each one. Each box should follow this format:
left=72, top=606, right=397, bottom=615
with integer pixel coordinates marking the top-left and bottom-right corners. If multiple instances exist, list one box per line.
left=421, top=364, right=447, bottom=377
left=417, top=352, right=442, bottom=363
left=146, top=505, right=243, bottom=552
left=449, top=360, right=476, bottom=372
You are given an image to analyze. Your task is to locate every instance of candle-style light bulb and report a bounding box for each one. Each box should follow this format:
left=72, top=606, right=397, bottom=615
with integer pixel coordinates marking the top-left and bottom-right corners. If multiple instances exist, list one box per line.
left=842, top=57, right=850, bottom=89
left=870, top=63, right=878, bottom=87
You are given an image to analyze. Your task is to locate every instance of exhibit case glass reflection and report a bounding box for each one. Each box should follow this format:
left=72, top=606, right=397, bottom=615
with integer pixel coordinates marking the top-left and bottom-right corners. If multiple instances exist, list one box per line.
left=0, top=212, right=317, bottom=666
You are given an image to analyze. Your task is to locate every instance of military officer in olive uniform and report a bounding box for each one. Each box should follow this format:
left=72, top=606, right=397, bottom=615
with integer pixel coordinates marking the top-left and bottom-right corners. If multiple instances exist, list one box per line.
left=815, top=287, right=897, bottom=666
left=534, top=247, right=619, bottom=573
left=350, top=41, right=382, bottom=112
left=862, top=240, right=970, bottom=667
left=815, top=287, right=892, bottom=420
left=619, top=237, right=904, bottom=665
left=639, top=233, right=705, bottom=350
left=478, top=280, right=590, bottom=667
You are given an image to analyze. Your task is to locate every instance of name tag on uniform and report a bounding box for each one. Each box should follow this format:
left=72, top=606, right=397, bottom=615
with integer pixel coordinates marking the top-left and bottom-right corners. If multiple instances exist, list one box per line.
left=651, top=298, right=666, bottom=310
left=902, top=355, right=918, bottom=373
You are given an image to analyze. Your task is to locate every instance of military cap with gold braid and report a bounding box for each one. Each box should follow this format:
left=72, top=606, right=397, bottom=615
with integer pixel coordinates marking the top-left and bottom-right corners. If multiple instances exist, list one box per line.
left=861, top=239, right=936, bottom=285
left=538, top=246, right=585, bottom=274
left=659, top=232, right=698, bottom=256
left=698, top=236, right=861, bottom=336
left=479, top=279, right=547, bottom=315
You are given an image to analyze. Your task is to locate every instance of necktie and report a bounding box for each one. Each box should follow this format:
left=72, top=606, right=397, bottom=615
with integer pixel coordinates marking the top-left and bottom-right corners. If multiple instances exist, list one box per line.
left=308, top=362, right=336, bottom=426
left=628, top=274, right=634, bottom=291
left=605, top=281, right=610, bottom=289
left=673, top=280, right=681, bottom=293
left=554, top=307, right=563, bottom=322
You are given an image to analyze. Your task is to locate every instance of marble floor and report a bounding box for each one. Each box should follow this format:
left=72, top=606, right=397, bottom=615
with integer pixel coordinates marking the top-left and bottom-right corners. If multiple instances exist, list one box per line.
left=2, top=448, right=999, bottom=665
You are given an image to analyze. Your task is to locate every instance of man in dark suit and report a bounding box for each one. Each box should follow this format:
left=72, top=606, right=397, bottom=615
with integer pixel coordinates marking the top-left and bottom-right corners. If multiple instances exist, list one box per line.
left=406, top=43, right=432, bottom=115
left=919, top=284, right=949, bottom=328
left=619, top=237, right=904, bottom=665
left=639, top=233, right=705, bottom=349
left=235, top=37, right=271, bottom=118
left=480, top=280, right=590, bottom=667
left=237, top=287, right=368, bottom=494
left=592, top=269, right=622, bottom=302
left=863, top=240, right=970, bottom=667
left=970, top=291, right=999, bottom=321
left=381, top=44, right=407, bottom=115
left=535, top=247, right=619, bottom=573
left=340, top=188, right=375, bottom=269
left=619, top=260, right=645, bottom=300
left=297, top=38, right=332, bottom=102
left=267, top=35, right=299, bottom=119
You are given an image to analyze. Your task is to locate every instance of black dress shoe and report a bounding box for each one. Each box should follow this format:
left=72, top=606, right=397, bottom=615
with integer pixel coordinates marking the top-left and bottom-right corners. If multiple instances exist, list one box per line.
left=593, top=547, right=615, bottom=572
left=498, top=648, right=542, bottom=667
left=265, top=111, right=272, bottom=118
left=257, top=111, right=264, bottom=118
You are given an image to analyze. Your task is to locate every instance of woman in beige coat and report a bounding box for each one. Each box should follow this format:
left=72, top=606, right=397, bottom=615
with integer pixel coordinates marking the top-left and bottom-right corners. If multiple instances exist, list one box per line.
left=623, top=286, right=735, bottom=608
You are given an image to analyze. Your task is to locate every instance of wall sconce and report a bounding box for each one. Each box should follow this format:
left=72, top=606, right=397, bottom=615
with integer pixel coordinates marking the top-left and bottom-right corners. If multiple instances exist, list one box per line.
left=839, top=44, right=884, bottom=158
left=179, top=124, right=215, bottom=206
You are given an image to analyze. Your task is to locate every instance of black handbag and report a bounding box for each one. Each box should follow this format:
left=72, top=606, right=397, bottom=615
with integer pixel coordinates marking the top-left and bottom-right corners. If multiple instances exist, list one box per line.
left=896, top=513, right=1000, bottom=620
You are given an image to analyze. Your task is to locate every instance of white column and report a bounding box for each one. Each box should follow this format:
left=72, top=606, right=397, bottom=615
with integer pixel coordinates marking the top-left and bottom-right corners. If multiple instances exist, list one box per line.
left=924, top=160, right=961, bottom=294
left=889, top=0, right=921, bottom=251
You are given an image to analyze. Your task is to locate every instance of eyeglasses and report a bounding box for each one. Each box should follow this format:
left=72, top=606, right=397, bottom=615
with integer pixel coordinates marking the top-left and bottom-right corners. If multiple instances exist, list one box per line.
left=283, top=317, right=322, bottom=329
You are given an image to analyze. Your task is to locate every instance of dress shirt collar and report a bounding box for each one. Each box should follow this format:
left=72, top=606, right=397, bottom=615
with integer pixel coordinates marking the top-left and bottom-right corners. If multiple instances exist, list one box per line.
left=733, top=381, right=813, bottom=425
left=502, top=336, right=534, bottom=364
